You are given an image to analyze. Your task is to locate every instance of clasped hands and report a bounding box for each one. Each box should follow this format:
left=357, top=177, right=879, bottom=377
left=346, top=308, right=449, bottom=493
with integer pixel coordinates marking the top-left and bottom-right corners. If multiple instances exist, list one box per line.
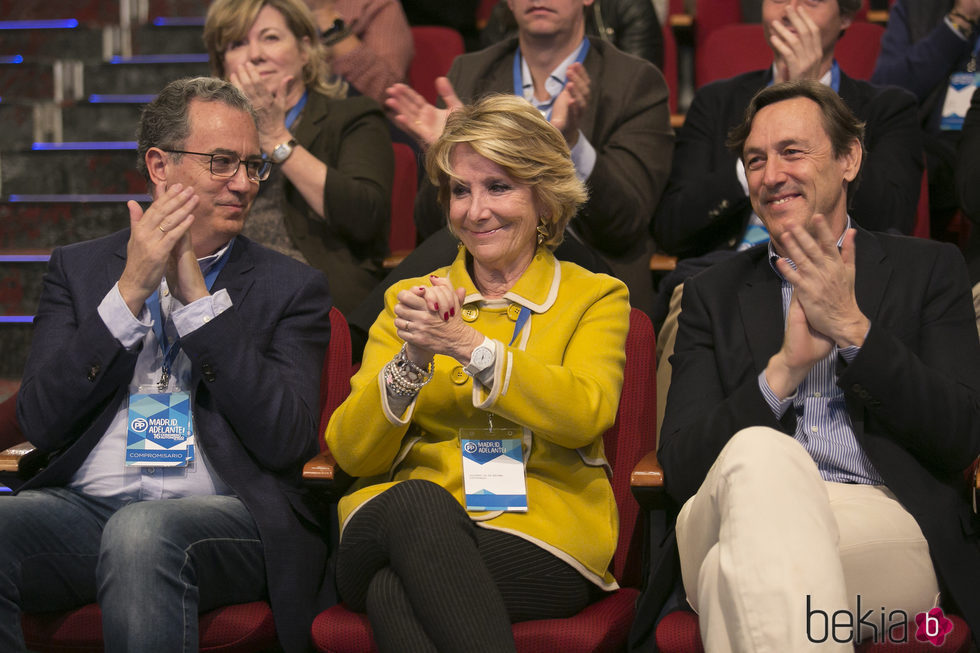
left=118, top=182, right=209, bottom=318
left=765, top=215, right=870, bottom=399
left=393, top=275, right=484, bottom=368
left=384, top=63, right=591, bottom=149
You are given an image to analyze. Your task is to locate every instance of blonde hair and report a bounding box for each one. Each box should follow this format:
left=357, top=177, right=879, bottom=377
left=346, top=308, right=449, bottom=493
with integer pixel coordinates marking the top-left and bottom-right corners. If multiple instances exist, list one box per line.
left=426, top=94, right=588, bottom=250
left=203, top=0, right=345, bottom=98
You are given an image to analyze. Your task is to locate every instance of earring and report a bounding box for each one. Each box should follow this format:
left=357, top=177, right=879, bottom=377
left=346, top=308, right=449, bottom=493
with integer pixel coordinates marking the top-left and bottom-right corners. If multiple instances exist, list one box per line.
left=536, top=222, right=547, bottom=246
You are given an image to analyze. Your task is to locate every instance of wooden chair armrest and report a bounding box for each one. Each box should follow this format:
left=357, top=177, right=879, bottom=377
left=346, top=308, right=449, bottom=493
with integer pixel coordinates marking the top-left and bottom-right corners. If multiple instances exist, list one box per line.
left=0, top=442, right=37, bottom=474
left=650, top=253, right=678, bottom=272
left=630, top=449, right=664, bottom=488
left=668, top=12, right=693, bottom=28
left=866, top=9, right=888, bottom=24
left=302, top=448, right=354, bottom=499
left=631, top=449, right=673, bottom=513
left=303, top=450, right=339, bottom=482
left=0, top=441, right=47, bottom=491
left=383, top=251, right=411, bottom=269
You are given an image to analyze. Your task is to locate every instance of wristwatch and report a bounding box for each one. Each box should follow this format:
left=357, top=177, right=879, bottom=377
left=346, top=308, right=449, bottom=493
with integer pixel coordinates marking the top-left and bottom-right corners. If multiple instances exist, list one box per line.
left=464, top=337, right=495, bottom=377
left=270, top=139, right=297, bottom=163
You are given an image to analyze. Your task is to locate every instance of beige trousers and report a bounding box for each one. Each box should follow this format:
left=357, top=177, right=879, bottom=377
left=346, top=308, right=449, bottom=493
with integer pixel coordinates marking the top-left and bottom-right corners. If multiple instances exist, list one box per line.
left=676, top=427, right=939, bottom=653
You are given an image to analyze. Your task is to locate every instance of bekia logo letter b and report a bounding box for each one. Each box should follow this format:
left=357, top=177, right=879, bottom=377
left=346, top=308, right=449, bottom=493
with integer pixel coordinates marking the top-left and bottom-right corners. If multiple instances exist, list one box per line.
left=914, top=607, right=952, bottom=647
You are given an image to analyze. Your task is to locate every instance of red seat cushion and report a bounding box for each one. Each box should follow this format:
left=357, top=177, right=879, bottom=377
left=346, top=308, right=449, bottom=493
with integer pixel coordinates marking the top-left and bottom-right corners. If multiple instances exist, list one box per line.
left=311, top=604, right=375, bottom=653
left=656, top=610, right=704, bottom=653
left=23, top=602, right=277, bottom=653
left=511, top=588, right=639, bottom=653
left=23, top=604, right=104, bottom=653
left=312, top=589, right=640, bottom=653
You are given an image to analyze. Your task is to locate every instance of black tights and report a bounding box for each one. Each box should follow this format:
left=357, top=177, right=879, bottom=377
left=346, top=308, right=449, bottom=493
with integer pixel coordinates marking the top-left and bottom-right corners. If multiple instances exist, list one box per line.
left=336, top=480, right=597, bottom=652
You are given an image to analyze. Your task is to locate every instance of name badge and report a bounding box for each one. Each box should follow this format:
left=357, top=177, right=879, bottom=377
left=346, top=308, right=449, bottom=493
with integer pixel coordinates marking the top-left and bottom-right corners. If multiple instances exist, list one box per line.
left=940, top=72, right=979, bottom=131
left=461, top=428, right=527, bottom=512
left=126, top=390, right=194, bottom=467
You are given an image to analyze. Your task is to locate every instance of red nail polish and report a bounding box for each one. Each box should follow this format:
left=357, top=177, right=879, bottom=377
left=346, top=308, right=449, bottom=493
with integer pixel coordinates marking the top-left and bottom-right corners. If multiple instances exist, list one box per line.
left=450, top=307, right=455, bottom=317
left=435, top=303, right=440, bottom=311
left=443, top=312, right=449, bottom=321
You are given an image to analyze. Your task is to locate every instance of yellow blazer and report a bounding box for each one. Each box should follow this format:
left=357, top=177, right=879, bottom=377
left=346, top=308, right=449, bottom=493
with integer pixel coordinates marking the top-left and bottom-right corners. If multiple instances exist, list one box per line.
left=325, top=247, right=630, bottom=588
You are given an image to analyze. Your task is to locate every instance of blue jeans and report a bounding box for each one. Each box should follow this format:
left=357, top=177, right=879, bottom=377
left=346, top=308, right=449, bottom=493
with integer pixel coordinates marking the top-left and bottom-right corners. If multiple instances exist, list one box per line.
left=0, top=488, right=267, bottom=653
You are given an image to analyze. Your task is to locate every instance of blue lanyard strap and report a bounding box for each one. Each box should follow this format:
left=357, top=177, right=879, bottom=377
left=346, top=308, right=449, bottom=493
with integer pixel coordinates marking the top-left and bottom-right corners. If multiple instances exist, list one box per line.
left=508, top=306, right=531, bottom=346
left=284, top=89, right=308, bottom=131
left=829, top=60, right=841, bottom=93
left=512, top=39, right=590, bottom=120
left=146, top=242, right=234, bottom=387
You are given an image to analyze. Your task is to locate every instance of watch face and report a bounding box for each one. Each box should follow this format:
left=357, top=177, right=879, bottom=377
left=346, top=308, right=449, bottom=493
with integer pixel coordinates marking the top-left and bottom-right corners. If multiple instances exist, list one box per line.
left=472, top=346, right=493, bottom=368
left=272, top=140, right=295, bottom=163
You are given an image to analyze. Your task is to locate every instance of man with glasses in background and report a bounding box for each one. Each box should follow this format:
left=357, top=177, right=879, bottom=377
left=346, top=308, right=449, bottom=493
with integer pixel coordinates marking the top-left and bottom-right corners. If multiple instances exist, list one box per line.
left=0, top=77, right=332, bottom=653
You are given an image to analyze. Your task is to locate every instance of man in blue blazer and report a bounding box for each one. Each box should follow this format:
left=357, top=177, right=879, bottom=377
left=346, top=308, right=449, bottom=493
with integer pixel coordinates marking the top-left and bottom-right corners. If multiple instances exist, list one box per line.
left=659, top=80, right=980, bottom=651
left=3, top=77, right=332, bottom=652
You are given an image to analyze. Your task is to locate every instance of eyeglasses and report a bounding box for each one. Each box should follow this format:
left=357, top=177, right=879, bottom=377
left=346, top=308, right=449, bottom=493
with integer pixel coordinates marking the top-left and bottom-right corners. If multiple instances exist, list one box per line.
left=161, top=149, right=273, bottom=182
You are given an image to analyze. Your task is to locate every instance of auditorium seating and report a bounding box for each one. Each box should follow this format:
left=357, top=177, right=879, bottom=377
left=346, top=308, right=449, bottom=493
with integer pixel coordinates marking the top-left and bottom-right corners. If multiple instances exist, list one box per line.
left=696, top=20, right=884, bottom=88
left=407, top=25, right=465, bottom=106
left=383, top=142, right=419, bottom=269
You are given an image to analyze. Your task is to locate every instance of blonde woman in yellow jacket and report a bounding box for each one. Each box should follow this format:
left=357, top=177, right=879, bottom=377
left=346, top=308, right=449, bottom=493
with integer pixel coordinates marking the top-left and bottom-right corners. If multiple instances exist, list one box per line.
left=325, top=94, right=630, bottom=652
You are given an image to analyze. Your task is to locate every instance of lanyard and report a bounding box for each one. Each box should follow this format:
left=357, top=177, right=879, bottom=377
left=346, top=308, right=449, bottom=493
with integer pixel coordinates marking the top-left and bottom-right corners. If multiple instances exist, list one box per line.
left=146, top=242, right=233, bottom=390
left=829, top=60, right=840, bottom=93
left=508, top=305, right=531, bottom=346
left=284, top=89, right=308, bottom=130
left=512, top=39, right=590, bottom=121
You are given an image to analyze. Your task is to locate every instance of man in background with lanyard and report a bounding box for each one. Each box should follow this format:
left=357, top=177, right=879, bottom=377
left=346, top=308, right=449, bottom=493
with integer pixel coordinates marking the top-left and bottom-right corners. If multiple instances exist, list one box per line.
left=383, top=0, right=674, bottom=317
left=2, top=77, right=332, bottom=653
left=873, top=0, right=980, bottom=292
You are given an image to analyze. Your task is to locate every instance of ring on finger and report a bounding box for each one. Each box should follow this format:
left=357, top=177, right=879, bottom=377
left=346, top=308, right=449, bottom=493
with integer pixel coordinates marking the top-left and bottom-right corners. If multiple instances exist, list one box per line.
left=159, top=224, right=169, bottom=233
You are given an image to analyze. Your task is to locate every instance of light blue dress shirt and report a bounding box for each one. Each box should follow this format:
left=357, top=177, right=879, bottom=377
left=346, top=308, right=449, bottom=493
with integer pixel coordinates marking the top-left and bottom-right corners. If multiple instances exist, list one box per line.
left=518, top=39, right=597, bottom=183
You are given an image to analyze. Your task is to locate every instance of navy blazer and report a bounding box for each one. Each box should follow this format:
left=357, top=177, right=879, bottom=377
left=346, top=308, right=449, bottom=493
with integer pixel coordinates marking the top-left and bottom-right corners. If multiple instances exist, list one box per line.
left=16, top=230, right=333, bottom=653
left=660, top=228, right=980, bottom=641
